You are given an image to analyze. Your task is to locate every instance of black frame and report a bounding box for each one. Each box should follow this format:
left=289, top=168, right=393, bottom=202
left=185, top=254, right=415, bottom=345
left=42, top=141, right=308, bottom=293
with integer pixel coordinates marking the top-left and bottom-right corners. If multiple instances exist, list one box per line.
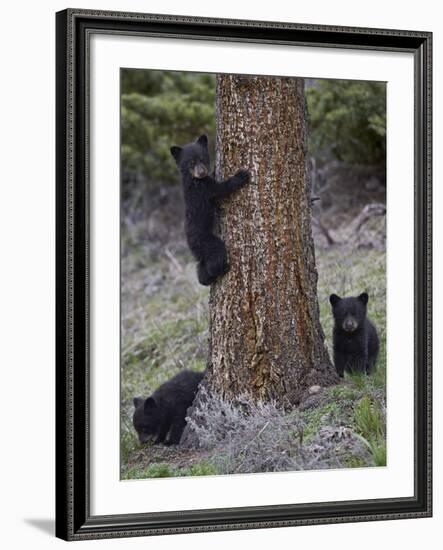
left=56, top=8, right=432, bottom=541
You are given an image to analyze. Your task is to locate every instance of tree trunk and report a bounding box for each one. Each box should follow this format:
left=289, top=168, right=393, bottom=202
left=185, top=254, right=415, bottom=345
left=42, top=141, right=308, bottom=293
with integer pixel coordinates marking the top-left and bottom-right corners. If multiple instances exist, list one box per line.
left=182, top=75, right=336, bottom=446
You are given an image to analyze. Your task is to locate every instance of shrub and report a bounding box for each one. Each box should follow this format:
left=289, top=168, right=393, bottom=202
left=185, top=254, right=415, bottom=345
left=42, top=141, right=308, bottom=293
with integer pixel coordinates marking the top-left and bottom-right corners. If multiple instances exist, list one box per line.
left=121, top=69, right=216, bottom=188
left=306, top=79, right=386, bottom=169
left=185, top=388, right=372, bottom=474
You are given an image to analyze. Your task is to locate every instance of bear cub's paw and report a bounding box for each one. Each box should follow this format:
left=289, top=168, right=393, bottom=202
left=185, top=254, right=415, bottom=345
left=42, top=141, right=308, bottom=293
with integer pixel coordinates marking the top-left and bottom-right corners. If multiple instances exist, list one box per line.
left=234, top=169, right=251, bottom=185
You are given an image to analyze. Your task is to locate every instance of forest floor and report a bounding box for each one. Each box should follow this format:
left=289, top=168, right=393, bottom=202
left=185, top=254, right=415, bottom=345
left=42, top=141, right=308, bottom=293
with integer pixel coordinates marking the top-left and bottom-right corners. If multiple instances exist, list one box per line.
left=120, top=198, right=387, bottom=479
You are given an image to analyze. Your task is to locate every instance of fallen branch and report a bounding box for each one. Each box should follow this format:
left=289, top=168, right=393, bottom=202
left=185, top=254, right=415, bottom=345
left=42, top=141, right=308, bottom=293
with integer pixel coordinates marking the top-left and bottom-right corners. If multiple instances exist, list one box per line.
left=312, top=216, right=338, bottom=246
left=353, top=203, right=386, bottom=233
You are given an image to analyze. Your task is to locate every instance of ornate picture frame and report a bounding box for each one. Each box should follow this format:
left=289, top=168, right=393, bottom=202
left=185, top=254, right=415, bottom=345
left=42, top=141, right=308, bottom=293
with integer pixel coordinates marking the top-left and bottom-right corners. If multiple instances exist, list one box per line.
left=55, top=9, right=432, bottom=541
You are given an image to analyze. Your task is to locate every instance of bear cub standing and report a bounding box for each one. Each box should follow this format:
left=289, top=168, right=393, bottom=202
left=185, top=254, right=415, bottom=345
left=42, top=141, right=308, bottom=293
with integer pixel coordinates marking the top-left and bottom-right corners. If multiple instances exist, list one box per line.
left=133, top=370, right=204, bottom=446
left=171, top=135, right=250, bottom=285
left=329, top=292, right=380, bottom=377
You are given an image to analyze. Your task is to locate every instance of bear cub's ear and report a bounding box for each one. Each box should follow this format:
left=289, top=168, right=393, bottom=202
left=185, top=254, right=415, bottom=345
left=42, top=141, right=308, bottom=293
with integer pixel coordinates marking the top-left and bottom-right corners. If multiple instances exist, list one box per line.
left=196, top=134, right=208, bottom=147
left=170, top=146, right=183, bottom=161
left=133, top=397, right=143, bottom=409
left=358, top=292, right=369, bottom=305
left=329, top=294, right=341, bottom=306
left=144, top=396, right=157, bottom=411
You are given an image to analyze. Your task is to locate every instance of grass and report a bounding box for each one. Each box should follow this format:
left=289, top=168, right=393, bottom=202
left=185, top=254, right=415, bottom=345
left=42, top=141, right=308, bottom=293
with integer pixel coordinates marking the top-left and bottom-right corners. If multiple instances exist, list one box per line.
left=353, top=395, right=386, bottom=466
left=120, top=232, right=209, bottom=475
left=121, top=226, right=386, bottom=477
left=123, top=460, right=218, bottom=480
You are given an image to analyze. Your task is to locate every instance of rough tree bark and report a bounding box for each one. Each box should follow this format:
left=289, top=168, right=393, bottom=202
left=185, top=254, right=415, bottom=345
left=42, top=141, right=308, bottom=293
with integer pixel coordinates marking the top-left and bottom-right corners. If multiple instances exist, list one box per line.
left=182, top=75, right=337, bottom=446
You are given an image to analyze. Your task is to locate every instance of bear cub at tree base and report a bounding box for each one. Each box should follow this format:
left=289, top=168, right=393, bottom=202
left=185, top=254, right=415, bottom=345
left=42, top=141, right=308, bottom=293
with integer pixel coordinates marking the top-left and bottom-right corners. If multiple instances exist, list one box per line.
left=329, top=292, right=380, bottom=377
left=133, top=370, right=204, bottom=446
left=170, top=134, right=250, bottom=286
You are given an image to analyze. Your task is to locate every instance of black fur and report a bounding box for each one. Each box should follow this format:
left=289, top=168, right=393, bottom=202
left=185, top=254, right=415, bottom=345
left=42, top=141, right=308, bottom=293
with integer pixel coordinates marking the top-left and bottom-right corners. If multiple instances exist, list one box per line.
left=329, top=292, right=380, bottom=377
left=171, top=134, right=250, bottom=285
left=133, top=370, right=204, bottom=446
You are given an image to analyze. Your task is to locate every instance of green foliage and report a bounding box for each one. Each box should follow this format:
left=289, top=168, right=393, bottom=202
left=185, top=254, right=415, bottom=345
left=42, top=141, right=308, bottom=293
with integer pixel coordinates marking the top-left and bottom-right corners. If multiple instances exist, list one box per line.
left=353, top=396, right=386, bottom=466
left=306, top=79, right=386, bottom=168
left=345, top=454, right=368, bottom=468
left=122, top=70, right=386, bottom=189
left=120, top=418, right=138, bottom=467
left=122, top=460, right=218, bottom=480
left=302, top=401, right=342, bottom=442
left=178, top=461, right=218, bottom=477
left=127, top=463, right=174, bottom=479
left=354, top=396, right=384, bottom=440
left=121, top=69, right=216, bottom=185
left=372, top=441, right=387, bottom=467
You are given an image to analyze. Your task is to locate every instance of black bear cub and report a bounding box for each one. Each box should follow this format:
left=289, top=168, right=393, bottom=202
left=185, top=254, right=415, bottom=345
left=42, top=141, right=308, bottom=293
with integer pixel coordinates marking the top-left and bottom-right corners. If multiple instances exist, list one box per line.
left=170, top=134, right=250, bottom=286
left=329, top=292, right=380, bottom=377
left=133, top=370, right=204, bottom=446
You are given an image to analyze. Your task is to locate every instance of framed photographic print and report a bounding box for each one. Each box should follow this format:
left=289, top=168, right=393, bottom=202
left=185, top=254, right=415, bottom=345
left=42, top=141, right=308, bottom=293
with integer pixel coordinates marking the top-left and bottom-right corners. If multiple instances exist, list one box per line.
left=55, top=9, right=432, bottom=541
